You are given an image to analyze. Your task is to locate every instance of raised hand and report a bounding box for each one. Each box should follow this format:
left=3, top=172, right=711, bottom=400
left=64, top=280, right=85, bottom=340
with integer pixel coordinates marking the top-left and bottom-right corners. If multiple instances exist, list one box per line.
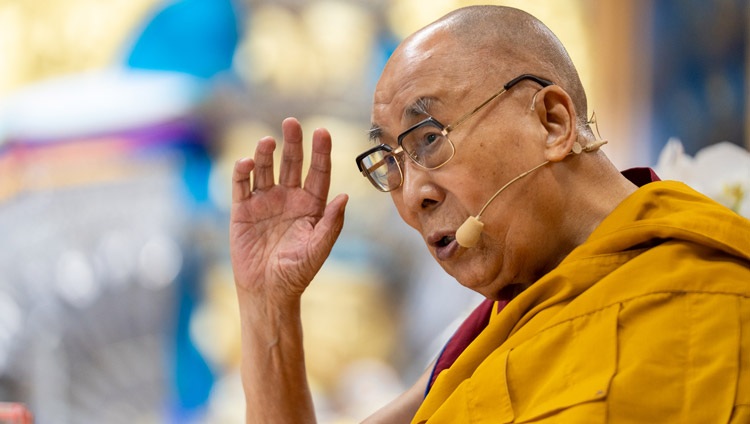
left=230, top=117, right=348, bottom=306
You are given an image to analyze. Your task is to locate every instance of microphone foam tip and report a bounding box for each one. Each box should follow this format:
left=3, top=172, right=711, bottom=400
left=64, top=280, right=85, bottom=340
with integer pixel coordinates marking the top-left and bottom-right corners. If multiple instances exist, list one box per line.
left=456, top=216, right=484, bottom=248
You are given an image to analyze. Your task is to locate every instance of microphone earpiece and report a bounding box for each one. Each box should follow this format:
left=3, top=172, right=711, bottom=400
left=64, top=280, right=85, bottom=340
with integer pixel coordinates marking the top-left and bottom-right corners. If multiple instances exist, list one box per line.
left=583, top=139, right=608, bottom=152
left=571, top=139, right=608, bottom=155
left=456, top=216, right=484, bottom=248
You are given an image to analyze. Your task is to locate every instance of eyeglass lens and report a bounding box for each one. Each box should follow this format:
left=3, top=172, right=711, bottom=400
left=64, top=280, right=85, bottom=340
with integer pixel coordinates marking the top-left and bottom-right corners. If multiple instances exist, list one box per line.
left=400, top=119, right=455, bottom=168
left=360, top=149, right=403, bottom=191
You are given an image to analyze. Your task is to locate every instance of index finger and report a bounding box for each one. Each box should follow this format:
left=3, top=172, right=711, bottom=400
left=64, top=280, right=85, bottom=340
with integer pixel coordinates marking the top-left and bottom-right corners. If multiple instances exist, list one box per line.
left=303, top=127, right=332, bottom=201
left=232, top=157, right=255, bottom=203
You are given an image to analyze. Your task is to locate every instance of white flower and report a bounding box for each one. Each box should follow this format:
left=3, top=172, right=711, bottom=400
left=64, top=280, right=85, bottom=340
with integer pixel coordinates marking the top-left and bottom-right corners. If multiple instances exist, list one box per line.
left=655, top=138, right=750, bottom=217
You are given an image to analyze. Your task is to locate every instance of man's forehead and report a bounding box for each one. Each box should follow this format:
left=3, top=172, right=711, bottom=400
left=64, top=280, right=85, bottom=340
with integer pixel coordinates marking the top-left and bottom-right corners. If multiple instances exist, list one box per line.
left=373, top=25, right=459, bottom=100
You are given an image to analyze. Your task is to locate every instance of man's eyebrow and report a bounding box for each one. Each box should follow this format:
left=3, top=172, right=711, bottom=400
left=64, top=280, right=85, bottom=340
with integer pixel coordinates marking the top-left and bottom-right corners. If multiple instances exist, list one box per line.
left=368, top=97, right=434, bottom=144
left=368, top=125, right=382, bottom=144
left=404, top=97, right=433, bottom=119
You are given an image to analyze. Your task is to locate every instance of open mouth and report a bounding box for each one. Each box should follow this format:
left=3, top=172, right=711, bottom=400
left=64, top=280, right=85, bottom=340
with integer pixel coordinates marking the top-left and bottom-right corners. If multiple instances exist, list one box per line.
left=433, top=234, right=459, bottom=261
left=436, top=235, right=456, bottom=248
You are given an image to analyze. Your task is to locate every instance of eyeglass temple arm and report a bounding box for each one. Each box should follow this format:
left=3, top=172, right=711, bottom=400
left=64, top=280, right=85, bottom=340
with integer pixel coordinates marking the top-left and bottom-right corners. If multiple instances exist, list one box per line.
left=363, top=160, right=385, bottom=174
left=443, top=74, right=555, bottom=133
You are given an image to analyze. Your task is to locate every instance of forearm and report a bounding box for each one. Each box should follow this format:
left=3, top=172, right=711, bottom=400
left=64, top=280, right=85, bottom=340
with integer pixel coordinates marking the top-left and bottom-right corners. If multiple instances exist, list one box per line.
left=238, top=290, right=316, bottom=424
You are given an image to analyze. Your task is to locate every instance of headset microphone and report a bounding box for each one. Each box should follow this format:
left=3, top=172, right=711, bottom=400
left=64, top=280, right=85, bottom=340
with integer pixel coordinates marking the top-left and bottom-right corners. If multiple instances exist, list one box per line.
left=455, top=139, right=608, bottom=248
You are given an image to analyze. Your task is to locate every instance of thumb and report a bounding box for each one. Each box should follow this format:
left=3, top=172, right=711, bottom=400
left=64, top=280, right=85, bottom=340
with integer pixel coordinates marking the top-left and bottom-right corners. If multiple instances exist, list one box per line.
left=311, top=193, right=348, bottom=253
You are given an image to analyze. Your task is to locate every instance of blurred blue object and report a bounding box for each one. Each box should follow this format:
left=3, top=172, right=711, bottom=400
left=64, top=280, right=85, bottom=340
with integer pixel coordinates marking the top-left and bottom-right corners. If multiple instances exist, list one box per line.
left=170, top=255, right=215, bottom=423
left=126, top=0, right=240, bottom=79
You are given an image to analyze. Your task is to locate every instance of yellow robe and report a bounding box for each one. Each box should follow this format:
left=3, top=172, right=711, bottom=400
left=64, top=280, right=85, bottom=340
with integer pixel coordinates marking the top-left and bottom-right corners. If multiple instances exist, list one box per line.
left=413, top=181, right=750, bottom=423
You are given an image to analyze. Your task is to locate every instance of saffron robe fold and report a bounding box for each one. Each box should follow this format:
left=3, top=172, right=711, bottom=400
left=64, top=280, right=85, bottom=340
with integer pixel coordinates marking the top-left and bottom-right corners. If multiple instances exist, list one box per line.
left=413, top=181, right=750, bottom=423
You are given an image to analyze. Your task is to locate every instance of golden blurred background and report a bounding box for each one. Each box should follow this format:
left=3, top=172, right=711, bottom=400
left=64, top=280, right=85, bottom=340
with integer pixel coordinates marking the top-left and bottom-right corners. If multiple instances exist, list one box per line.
left=0, top=0, right=747, bottom=423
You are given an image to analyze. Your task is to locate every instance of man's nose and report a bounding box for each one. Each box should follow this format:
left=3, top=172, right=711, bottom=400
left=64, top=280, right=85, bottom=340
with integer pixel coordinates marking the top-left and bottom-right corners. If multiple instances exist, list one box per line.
left=400, top=159, right=442, bottom=211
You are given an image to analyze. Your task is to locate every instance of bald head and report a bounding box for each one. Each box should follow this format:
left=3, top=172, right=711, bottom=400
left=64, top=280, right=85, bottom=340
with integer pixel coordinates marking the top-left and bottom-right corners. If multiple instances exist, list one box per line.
left=408, top=6, right=590, bottom=132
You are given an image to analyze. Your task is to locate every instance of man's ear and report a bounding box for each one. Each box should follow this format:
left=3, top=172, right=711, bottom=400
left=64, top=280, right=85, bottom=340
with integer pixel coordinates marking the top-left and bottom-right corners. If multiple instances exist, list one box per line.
left=532, top=85, right=577, bottom=163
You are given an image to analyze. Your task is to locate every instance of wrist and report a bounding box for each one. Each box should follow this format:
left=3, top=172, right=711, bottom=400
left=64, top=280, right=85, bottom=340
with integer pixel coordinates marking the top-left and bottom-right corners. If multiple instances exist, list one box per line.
left=236, top=287, right=303, bottom=335
left=238, top=291, right=315, bottom=423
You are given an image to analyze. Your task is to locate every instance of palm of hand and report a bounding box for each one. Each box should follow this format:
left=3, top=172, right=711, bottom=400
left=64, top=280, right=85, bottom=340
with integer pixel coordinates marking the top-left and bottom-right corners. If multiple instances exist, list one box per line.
left=231, top=183, right=327, bottom=299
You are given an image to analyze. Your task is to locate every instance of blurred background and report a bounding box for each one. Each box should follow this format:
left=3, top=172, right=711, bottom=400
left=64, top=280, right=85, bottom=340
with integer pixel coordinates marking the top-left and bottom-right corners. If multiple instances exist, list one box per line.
left=0, top=0, right=747, bottom=422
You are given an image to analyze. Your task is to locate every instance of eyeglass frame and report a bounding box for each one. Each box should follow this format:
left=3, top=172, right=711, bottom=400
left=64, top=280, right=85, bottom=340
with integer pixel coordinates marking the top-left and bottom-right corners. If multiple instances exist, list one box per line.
left=355, top=73, right=555, bottom=192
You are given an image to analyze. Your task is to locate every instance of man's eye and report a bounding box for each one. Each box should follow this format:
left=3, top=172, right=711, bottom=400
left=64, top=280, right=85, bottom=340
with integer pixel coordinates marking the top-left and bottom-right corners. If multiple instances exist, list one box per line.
left=423, top=133, right=440, bottom=145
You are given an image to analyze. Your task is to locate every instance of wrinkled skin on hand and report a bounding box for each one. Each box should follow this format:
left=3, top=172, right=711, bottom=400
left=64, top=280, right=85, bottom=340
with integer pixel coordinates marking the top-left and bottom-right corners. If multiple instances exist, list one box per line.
left=230, top=118, right=348, bottom=306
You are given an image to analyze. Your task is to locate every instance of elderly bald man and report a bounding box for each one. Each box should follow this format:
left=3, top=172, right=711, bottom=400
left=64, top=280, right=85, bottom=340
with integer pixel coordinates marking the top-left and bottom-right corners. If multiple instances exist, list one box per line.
left=230, top=5, right=750, bottom=423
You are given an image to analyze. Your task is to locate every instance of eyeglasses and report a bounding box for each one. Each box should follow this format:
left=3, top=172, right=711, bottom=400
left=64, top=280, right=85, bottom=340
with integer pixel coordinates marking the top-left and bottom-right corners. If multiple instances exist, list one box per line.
left=355, top=74, right=554, bottom=192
